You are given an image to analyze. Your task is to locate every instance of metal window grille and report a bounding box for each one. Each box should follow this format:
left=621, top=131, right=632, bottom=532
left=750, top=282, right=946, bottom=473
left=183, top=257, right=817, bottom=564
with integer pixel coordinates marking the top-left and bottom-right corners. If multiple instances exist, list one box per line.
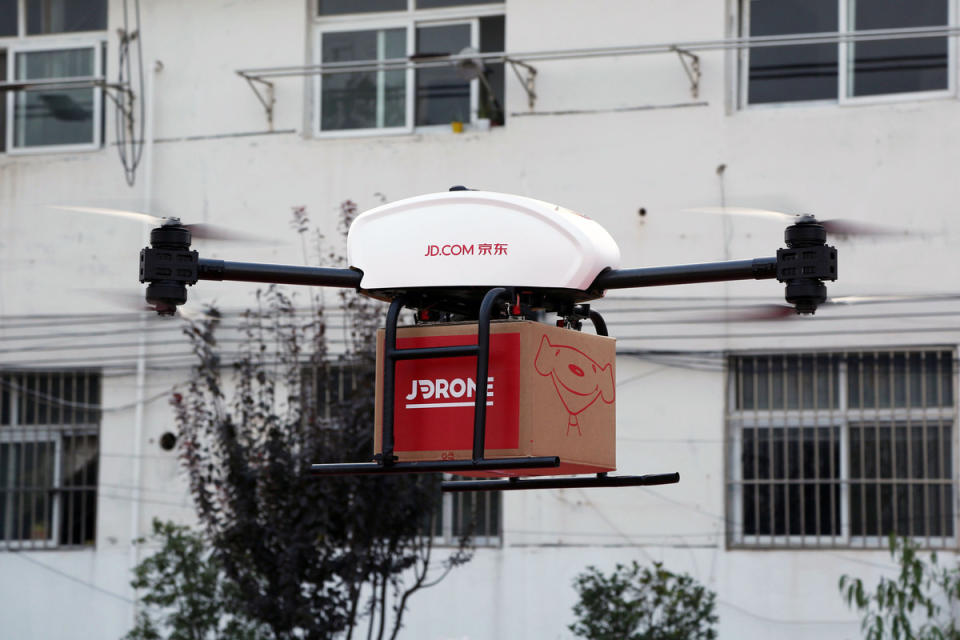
left=301, top=361, right=362, bottom=427
left=432, top=475, right=501, bottom=547
left=0, top=370, right=100, bottom=549
left=727, top=350, right=955, bottom=549
left=302, top=363, right=502, bottom=546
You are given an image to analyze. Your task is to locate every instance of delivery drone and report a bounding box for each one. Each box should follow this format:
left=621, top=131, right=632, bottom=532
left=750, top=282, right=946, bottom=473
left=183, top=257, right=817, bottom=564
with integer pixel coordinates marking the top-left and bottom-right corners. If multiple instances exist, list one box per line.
left=136, top=187, right=838, bottom=492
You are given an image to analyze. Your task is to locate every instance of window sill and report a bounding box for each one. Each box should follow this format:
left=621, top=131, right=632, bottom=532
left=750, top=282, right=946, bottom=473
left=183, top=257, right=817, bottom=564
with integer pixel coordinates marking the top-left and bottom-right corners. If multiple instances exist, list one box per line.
left=2, top=142, right=104, bottom=156
left=313, top=121, right=500, bottom=140
left=739, top=88, right=956, bottom=112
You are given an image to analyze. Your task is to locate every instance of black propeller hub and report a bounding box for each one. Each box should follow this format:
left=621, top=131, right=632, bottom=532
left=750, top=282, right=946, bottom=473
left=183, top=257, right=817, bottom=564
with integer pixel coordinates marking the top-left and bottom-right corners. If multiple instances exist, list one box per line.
left=139, top=221, right=198, bottom=316
left=776, top=219, right=837, bottom=314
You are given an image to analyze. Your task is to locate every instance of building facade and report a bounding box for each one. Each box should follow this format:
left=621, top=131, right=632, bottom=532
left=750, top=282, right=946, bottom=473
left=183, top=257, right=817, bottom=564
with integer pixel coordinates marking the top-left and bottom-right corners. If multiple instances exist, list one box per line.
left=2, top=0, right=960, bottom=638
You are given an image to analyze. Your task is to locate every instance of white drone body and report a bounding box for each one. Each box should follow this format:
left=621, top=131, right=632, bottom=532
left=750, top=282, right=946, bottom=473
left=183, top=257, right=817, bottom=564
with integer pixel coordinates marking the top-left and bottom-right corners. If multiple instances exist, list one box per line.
left=347, top=191, right=622, bottom=294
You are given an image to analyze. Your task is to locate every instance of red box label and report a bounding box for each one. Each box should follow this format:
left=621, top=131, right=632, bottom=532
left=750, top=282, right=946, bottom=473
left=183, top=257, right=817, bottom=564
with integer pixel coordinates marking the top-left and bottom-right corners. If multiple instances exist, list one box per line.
left=393, top=333, right=520, bottom=451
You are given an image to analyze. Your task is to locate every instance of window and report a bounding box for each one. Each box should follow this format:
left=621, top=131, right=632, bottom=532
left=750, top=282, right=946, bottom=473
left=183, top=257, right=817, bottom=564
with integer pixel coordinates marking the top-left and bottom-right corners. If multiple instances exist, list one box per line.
left=1, top=370, right=101, bottom=549
left=303, top=360, right=502, bottom=546
left=315, top=0, right=505, bottom=135
left=432, top=477, right=501, bottom=546
left=727, top=350, right=955, bottom=548
left=741, top=0, right=950, bottom=106
left=0, top=0, right=106, bottom=152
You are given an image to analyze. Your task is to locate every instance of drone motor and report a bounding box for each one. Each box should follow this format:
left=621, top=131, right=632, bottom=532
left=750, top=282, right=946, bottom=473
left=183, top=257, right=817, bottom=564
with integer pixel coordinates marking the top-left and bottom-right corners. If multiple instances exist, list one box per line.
left=777, top=215, right=838, bottom=314
left=139, top=219, right=198, bottom=316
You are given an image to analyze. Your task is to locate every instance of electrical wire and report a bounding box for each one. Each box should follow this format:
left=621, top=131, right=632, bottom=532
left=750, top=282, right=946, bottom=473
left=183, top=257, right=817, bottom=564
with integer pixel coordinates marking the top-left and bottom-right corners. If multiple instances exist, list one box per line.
left=9, top=550, right=135, bottom=604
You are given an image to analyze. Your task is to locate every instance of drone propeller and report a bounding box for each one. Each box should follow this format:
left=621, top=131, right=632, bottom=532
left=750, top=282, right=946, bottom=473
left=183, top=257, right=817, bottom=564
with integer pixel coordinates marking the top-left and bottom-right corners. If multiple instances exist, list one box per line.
left=90, top=289, right=217, bottom=319
left=698, top=294, right=960, bottom=322
left=684, top=206, right=907, bottom=238
left=49, top=205, right=276, bottom=243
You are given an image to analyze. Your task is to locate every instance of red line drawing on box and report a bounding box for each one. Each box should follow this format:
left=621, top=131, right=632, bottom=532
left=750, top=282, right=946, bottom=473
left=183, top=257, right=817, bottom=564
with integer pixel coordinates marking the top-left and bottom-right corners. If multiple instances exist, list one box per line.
left=534, top=335, right=614, bottom=435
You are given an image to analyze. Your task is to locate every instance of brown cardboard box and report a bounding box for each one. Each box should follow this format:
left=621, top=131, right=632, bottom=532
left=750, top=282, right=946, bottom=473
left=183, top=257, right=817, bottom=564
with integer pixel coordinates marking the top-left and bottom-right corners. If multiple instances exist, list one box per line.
left=374, top=320, right=616, bottom=477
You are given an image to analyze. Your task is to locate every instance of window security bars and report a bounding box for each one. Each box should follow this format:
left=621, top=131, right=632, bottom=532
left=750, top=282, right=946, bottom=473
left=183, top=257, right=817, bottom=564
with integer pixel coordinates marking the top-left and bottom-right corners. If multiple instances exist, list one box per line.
left=0, top=370, right=100, bottom=549
left=433, top=475, right=501, bottom=546
left=727, top=350, right=955, bottom=548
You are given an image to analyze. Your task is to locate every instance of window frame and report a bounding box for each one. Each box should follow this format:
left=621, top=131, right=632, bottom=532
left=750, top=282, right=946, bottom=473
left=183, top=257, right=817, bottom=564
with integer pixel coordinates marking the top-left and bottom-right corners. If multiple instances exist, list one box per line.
left=726, top=348, right=959, bottom=550
left=434, top=474, right=502, bottom=548
left=0, top=370, right=100, bottom=551
left=0, top=429, right=62, bottom=549
left=311, top=1, right=505, bottom=138
left=737, top=0, right=957, bottom=110
left=4, top=37, right=105, bottom=155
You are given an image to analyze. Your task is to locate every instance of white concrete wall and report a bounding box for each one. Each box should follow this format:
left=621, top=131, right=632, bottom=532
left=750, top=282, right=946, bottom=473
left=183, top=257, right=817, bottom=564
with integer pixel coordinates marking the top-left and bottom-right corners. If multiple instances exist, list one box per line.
left=2, top=0, right=959, bottom=638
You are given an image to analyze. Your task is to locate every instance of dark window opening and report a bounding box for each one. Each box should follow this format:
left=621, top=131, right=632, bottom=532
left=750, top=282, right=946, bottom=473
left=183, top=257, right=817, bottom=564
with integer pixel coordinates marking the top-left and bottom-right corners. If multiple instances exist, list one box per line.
left=747, top=0, right=838, bottom=104
left=26, top=0, right=107, bottom=35
left=0, top=0, right=16, bottom=36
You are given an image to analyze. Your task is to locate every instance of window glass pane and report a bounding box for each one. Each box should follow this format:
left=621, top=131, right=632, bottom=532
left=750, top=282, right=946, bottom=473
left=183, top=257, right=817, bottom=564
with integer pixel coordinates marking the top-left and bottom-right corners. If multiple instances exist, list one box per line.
left=0, top=50, right=5, bottom=154
left=14, top=48, right=95, bottom=148
left=26, top=0, right=106, bottom=34
left=735, top=354, right=838, bottom=410
left=321, top=28, right=406, bottom=131
left=848, top=351, right=952, bottom=409
left=0, top=0, right=17, bottom=36
left=0, top=443, right=8, bottom=540
left=741, top=426, right=839, bottom=536
left=747, top=0, right=838, bottom=104
left=416, top=24, right=471, bottom=125
left=417, top=0, right=501, bottom=7
left=60, top=434, right=97, bottom=546
left=479, top=15, right=505, bottom=125
left=849, top=422, right=953, bottom=537
left=0, top=373, right=8, bottom=424
left=0, top=441, right=55, bottom=542
left=318, top=0, right=406, bottom=15
left=18, top=47, right=95, bottom=81
left=851, top=0, right=947, bottom=97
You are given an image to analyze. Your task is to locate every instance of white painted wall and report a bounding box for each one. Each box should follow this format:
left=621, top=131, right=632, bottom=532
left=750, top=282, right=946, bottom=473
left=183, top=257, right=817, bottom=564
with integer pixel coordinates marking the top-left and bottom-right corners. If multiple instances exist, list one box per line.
left=2, top=0, right=959, bottom=638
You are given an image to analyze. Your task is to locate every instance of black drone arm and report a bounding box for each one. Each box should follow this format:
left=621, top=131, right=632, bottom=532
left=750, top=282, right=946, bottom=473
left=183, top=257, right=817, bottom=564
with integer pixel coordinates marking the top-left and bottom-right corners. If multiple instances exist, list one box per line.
left=591, top=218, right=838, bottom=314
left=139, top=223, right=362, bottom=315
left=591, top=257, right=778, bottom=289
left=197, top=259, right=362, bottom=288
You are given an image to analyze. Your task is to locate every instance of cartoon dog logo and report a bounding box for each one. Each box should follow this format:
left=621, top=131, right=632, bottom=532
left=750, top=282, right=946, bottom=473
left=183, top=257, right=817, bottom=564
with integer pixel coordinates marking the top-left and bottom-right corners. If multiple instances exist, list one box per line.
left=534, top=335, right=615, bottom=435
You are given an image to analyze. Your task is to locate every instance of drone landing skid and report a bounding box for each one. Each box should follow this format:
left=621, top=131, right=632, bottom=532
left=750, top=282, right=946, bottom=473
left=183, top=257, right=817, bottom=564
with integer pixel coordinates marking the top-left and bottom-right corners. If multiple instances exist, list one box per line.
left=441, top=472, right=681, bottom=493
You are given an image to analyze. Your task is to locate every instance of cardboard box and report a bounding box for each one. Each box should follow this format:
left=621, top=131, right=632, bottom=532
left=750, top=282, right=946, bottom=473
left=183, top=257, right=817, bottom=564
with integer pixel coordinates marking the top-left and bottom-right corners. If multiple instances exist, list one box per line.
left=374, top=320, right=616, bottom=477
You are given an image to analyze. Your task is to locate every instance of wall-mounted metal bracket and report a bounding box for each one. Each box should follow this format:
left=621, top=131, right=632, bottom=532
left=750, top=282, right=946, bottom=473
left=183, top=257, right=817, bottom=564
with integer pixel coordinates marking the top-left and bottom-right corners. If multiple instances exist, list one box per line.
left=671, top=47, right=701, bottom=98
left=506, top=58, right=538, bottom=110
left=239, top=73, right=275, bottom=130
left=0, top=75, right=136, bottom=145
left=0, top=76, right=132, bottom=106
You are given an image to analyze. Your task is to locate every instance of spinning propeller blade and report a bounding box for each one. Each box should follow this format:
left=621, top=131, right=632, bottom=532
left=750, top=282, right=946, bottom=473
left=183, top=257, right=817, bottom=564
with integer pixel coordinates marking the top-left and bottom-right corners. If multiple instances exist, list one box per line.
left=49, top=205, right=279, bottom=244
left=89, top=289, right=216, bottom=319
left=684, top=206, right=907, bottom=238
left=699, top=293, right=960, bottom=322
left=50, top=205, right=162, bottom=225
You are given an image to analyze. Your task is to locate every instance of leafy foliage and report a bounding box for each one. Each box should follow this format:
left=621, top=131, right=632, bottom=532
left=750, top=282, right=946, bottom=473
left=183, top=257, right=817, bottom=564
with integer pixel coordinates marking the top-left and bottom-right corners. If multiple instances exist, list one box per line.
left=126, top=519, right=263, bottom=640
left=569, top=560, right=718, bottom=640
left=839, top=535, right=960, bottom=640
left=170, top=202, right=472, bottom=640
